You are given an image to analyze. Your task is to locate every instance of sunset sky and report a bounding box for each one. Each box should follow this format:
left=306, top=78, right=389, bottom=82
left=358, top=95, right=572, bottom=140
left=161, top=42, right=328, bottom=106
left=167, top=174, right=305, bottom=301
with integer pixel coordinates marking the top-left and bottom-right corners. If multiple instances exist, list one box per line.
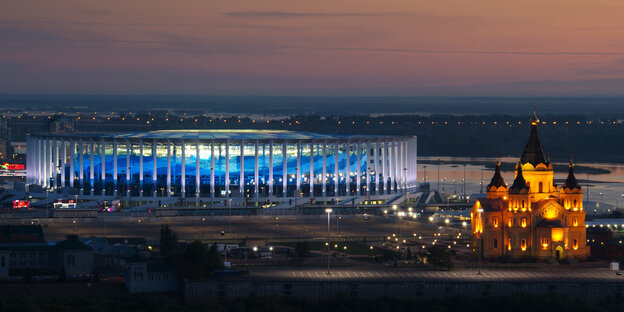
left=2, top=0, right=624, bottom=96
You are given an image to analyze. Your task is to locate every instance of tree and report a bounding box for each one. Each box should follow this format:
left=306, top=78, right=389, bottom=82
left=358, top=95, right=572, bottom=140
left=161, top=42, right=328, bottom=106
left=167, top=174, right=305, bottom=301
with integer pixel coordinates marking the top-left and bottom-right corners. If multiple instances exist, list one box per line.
left=206, top=244, right=224, bottom=272
left=181, top=241, right=224, bottom=279
left=427, top=246, right=454, bottom=270
left=160, top=225, right=178, bottom=265
left=295, top=242, right=310, bottom=258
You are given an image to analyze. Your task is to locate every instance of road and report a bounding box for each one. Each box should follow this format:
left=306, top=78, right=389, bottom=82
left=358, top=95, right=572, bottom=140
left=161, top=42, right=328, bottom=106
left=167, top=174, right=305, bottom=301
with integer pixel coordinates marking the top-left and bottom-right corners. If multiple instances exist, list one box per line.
left=36, top=215, right=441, bottom=241
left=247, top=267, right=624, bottom=282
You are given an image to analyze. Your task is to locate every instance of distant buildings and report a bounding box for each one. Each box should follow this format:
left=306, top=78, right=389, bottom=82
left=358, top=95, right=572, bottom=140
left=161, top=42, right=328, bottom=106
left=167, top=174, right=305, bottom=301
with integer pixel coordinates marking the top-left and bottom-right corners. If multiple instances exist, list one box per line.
left=471, top=109, right=589, bottom=260
left=0, top=225, right=92, bottom=280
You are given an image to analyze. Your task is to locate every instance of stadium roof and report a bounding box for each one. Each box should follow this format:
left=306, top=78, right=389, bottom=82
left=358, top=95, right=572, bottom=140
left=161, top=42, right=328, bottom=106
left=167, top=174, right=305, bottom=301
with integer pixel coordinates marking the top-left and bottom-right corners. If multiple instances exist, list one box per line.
left=34, top=129, right=406, bottom=141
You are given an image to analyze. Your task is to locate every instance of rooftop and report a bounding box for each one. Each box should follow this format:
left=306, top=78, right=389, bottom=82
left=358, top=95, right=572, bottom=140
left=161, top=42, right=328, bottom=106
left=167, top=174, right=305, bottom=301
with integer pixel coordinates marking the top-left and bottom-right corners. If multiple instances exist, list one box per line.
left=34, top=129, right=404, bottom=141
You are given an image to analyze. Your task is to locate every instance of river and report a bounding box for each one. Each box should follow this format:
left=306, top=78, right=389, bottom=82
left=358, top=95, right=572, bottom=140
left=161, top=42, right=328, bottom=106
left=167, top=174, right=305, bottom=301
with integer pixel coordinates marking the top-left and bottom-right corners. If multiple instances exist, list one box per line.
left=419, top=157, right=624, bottom=212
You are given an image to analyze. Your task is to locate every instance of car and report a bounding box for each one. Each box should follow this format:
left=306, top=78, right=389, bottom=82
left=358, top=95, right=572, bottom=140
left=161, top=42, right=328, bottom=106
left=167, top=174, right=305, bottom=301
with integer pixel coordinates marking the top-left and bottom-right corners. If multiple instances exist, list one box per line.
left=363, top=214, right=371, bottom=220
left=617, top=271, right=622, bottom=276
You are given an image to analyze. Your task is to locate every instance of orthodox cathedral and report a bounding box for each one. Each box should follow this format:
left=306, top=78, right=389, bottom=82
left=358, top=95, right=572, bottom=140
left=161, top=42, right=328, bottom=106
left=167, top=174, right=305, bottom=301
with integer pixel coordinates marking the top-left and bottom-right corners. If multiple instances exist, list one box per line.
left=471, top=109, right=589, bottom=260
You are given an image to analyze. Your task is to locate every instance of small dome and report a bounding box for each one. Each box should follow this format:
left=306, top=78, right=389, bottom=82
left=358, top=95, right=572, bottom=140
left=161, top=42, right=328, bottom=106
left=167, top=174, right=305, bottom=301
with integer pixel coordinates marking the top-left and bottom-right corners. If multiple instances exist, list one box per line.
left=510, top=163, right=529, bottom=193
left=562, top=161, right=582, bottom=191
left=487, top=161, right=506, bottom=189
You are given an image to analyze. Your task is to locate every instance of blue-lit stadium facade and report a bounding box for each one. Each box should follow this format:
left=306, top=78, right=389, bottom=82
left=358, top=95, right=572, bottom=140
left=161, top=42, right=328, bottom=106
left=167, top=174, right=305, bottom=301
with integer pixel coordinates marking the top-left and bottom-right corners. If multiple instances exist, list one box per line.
left=26, top=130, right=417, bottom=199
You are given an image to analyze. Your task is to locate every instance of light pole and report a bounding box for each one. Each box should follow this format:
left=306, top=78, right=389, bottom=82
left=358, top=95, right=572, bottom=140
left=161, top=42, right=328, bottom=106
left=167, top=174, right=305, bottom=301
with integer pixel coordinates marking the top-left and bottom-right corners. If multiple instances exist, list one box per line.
left=423, top=165, right=427, bottom=183
left=463, top=164, right=466, bottom=202
left=437, top=159, right=441, bottom=191
left=477, top=207, right=483, bottom=275
left=325, top=208, right=332, bottom=274
left=397, top=211, right=405, bottom=235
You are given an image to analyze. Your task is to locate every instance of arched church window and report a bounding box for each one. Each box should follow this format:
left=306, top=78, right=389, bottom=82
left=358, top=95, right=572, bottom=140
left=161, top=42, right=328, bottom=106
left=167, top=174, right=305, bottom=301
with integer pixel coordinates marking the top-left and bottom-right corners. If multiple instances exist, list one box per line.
left=573, top=199, right=577, bottom=207
left=538, top=182, right=543, bottom=193
left=521, top=218, right=527, bottom=228
left=573, top=218, right=578, bottom=227
left=521, top=239, right=527, bottom=251
left=493, top=218, right=499, bottom=228
left=522, top=200, right=525, bottom=208
left=573, top=239, right=578, bottom=250
left=494, top=239, right=498, bottom=248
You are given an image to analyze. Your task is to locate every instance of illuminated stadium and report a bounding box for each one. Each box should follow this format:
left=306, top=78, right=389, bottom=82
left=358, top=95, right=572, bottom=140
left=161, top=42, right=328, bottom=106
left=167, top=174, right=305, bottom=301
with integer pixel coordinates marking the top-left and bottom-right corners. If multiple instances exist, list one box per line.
left=26, top=130, right=417, bottom=200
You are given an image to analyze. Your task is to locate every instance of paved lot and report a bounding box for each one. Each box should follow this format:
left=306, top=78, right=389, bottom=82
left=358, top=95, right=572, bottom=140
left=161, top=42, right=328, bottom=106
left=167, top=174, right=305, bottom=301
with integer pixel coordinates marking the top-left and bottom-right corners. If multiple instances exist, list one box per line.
left=248, top=267, right=624, bottom=282
left=37, top=216, right=437, bottom=241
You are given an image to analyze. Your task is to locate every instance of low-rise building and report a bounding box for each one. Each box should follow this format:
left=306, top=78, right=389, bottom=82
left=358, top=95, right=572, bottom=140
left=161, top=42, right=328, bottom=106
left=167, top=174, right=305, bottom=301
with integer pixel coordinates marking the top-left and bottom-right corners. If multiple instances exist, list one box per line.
left=126, top=258, right=178, bottom=293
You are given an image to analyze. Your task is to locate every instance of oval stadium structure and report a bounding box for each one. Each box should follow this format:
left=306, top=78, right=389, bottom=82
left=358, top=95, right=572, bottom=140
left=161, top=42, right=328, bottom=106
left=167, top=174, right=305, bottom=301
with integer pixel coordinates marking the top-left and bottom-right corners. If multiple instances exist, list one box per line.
left=26, top=130, right=417, bottom=201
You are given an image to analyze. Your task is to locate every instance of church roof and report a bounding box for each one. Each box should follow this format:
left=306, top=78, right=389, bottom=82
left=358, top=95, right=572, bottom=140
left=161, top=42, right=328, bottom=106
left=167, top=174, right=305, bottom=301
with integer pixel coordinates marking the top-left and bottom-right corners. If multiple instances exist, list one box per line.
left=563, top=162, right=582, bottom=190
left=477, top=198, right=507, bottom=212
left=509, top=163, right=529, bottom=193
left=520, top=123, right=548, bottom=166
left=487, top=161, right=506, bottom=189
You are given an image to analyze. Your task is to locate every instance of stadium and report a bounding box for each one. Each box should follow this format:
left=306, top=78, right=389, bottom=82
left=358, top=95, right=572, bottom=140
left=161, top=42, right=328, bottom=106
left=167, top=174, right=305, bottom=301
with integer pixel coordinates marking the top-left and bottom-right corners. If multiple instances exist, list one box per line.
left=26, top=130, right=417, bottom=202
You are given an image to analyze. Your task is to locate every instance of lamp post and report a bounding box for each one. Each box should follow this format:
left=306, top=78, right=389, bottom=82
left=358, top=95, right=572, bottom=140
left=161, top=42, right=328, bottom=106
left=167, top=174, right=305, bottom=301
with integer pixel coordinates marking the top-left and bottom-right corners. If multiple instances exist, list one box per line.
left=463, top=164, right=466, bottom=202
left=397, top=211, right=405, bottom=235
left=477, top=207, right=483, bottom=275
left=325, top=208, right=332, bottom=274
left=437, top=159, right=441, bottom=191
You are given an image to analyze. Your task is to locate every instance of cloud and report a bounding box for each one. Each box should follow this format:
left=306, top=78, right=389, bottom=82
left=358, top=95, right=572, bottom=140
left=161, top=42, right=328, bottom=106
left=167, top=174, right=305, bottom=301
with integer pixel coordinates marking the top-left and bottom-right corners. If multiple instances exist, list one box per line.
left=284, top=46, right=624, bottom=56
left=224, top=11, right=399, bottom=18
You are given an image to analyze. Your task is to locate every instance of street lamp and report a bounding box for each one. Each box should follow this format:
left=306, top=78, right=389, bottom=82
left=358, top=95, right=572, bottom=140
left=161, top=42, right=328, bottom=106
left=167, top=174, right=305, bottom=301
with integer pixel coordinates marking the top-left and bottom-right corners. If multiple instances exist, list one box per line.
left=477, top=207, right=483, bottom=275
left=325, top=208, right=332, bottom=274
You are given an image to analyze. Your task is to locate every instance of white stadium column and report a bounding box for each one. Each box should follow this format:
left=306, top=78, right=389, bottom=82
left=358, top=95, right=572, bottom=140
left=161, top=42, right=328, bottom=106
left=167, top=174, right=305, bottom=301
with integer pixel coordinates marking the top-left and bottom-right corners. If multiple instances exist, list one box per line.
left=126, top=141, right=131, bottom=197
left=296, top=142, right=301, bottom=194
left=139, top=140, right=144, bottom=197
left=345, top=141, right=351, bottom=195
left=79, top=140, right=85, bottom=194
left=374, top=140, right=379, bottom=195
left=42, top=139, right=48, bottom=188
left=196, top=139, right=200, bottom=199
left=381, top=141, right=387, bottom=195
left=390, top=140, right=395, bottom=193
left=268, top=141, right=273, bottom=197
left=403, top=140, right=408, bottom=190
left=397, top=140, right=402, bottom=193
left=414, top=137, right=418, bottom=187
left=393, top=140, right=398, bottom=193
left=322, top=141, right=326, bottom=197
left=394, top=140, right=400, bottom=193
left=61, top=139, right=66, bottom=188
left=90, top=141, right=95, bottom=195
left=239, top=139, right=244, bottom=197
left=225, top=140, right=230, bottom=199
left=357, top=141, right=362, bottom=196
left=254, top=140, right=259, bottom=198
left=181, top=140, right=186, bottom=198
left=53, top=139, right=59, bottom=191
left=70, top=140, right=75, bottom=189
left=309, top=142, right=314, bottom=198
left=282, top=142, right=287, bottom=197
left=113, top=140, right=117, bottom=196
left=152, top=140, right=157, bottom=197
left=100, top=140, right=105, bottom=195
left=333, top=141, right=339, bottom=196
left=167, top=141, right=171, bottom=197
left=210, top=141, right=215, bottom=199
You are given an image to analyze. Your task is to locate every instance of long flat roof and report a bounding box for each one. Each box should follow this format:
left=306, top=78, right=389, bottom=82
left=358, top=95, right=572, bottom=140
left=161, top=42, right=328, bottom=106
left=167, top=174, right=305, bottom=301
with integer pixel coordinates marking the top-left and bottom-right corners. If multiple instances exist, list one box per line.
left=32, top=129, right=409, bottom=141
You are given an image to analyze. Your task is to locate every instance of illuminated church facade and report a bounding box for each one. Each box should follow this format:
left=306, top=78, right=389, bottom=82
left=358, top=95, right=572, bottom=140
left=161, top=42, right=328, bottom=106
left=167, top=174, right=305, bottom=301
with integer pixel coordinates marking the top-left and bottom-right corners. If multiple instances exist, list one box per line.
left=471, top=109, right=589, bottom=260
